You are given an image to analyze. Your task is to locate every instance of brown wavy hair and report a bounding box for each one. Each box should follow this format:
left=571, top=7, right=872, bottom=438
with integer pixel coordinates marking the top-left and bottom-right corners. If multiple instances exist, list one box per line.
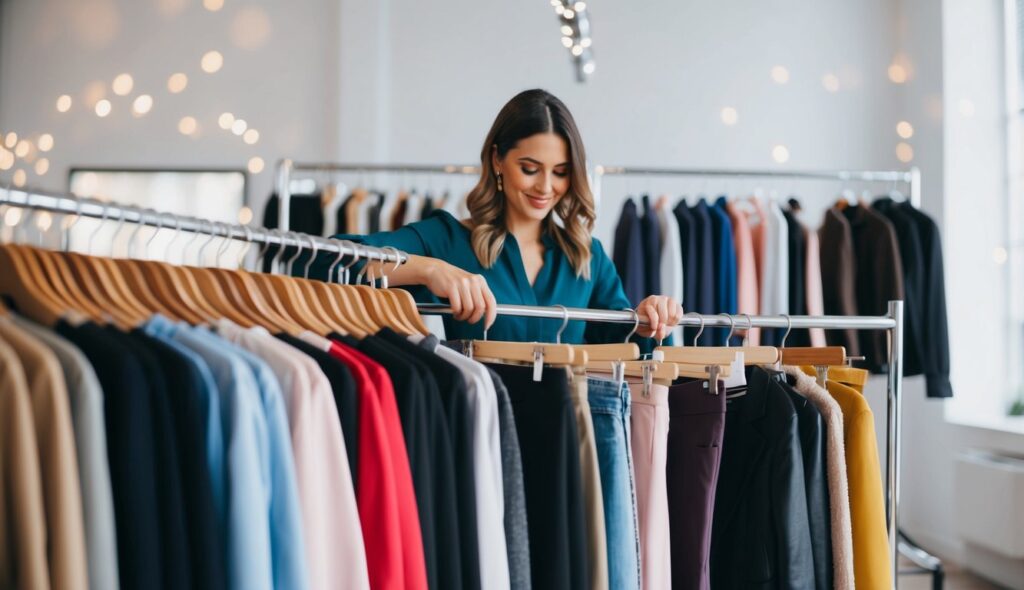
left=465, top=89, right=596, bottom=279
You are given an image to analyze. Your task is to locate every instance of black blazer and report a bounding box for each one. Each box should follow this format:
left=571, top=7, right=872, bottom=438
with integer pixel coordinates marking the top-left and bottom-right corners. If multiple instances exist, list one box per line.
left=613, top=198, right=646, bottom=307
left=710, top=368, right=815, bottom=589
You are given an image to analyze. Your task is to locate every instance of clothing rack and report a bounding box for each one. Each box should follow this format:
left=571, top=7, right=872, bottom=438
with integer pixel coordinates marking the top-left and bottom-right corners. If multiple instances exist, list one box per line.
left=12, top=180, right=921, bottom=587
left=419, top=300, right=910, bottom=589
left=275, top=159, right=481, bottom=233
left=593, top=165, right=922, bottom=209
left=0, top=184, right=407, bottom=265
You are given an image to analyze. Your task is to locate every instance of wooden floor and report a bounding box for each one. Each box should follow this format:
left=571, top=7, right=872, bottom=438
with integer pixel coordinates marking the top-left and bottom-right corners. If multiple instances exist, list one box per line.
left=898, top=560, right=1010, bottom=590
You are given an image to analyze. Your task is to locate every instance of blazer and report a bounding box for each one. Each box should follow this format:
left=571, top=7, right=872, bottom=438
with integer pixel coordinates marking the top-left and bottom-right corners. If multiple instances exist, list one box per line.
left=674, top=200, right=701, bottom=343
left=710, top=367, right=815, bottom=589
left=901, top=203, right=953, bottom=398
left=689, top=200, right=717, bottom=345
left=782, top=382, right=831, bottom=590
left=783, top=367, right=854, bottom=589
left=818, top=209, right=859, bottom=355
left=712, top=197, right=739, bottom=344
left=640, top=195, right=662, bottom=300
left=613, top=198, right=646, bottom=307
left=839, top=204, right=905, bottom=372
left=782, top=209, right=809, bottom=346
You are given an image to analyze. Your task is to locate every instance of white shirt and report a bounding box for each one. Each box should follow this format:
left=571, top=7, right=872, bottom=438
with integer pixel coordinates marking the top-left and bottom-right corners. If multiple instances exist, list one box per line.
left=216, top=320, right=370, bottom=590
left=404, top=193, right=423, bottom=226
left=407, top=334, right=511, bottom=590
left=760, top=199, right=790, bottom=316
left=657, top=204, right=685, bottom=344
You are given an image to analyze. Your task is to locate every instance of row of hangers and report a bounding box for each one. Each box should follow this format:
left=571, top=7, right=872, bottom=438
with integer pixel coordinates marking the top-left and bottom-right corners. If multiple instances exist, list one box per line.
left=0, top=192, right=858, bottom=395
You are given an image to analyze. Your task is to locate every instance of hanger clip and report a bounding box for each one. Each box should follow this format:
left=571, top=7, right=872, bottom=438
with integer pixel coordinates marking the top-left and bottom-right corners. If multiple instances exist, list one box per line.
left=612, top=360, right=626, bottom=390
left=642, top=362, right=653, bottom=397
left=466, top=340, right=474, bottom=360
left=815, top=364, right=829, bottom=387
left=532, top=345, right=544, bottom=382
left=705, top=364, right=721, bottom=395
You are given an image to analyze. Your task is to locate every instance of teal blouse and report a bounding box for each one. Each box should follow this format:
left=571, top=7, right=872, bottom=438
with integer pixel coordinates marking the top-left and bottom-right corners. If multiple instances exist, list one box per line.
left=318, top=210, right=650, bottom=346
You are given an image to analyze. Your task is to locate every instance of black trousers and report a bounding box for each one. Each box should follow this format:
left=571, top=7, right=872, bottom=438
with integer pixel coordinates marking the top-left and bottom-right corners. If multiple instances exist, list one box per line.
left=486, top=363, right=589, bottom=590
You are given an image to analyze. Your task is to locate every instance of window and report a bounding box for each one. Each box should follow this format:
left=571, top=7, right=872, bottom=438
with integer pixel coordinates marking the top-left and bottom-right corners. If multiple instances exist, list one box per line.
left=1006, top=0, right=1024, bottom=414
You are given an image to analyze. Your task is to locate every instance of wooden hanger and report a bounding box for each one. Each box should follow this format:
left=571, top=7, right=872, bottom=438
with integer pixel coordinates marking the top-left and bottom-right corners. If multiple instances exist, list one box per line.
left=0, top=244, right=67, bottom=326
left=29, top=247, right=105, bottom=321
left=330, top=242, right=383, bottom=334
left=376, top=246, right=429, bottom=335
left=251, top=230, right=333, bottom=334
left=353, top=260, right=414, bottom=335
left=470, top=305, right=587, bottom=378
left=307, top=243, right=369, bottom=337
left=656, top=313, right=775, bottom=365
left=579, top=308, right=643, bottom=365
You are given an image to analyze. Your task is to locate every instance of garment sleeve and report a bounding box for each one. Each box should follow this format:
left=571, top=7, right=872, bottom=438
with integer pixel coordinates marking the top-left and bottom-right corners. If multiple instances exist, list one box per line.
left=583, top=238, right=666, bottom=350
left=868, top=220, right=905, bottom=373
left=918, top=214, right=953, bottom=398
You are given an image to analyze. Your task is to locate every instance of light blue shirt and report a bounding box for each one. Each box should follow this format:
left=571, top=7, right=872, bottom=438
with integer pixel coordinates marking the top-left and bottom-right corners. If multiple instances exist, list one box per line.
left=145, top=316, right=307, bottom=590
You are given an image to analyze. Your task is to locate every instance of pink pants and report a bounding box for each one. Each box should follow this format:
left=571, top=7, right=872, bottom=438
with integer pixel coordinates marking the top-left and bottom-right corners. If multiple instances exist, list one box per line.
left=628, top=381, right=671, bottom=590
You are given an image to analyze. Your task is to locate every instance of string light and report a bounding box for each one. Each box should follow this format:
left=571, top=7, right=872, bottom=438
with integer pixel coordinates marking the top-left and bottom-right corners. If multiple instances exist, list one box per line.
left=178, top=116, right=198, bottom=136
left=247, top=156, right=264, bottom=174
left=95, top=99, right=112, bottom=117
left=201, top=50, right=224, bottom=73
left=238, top=206, right=254, bottom=224
left=243, top=129, right=259, bottom=144
left=35, top=211, right=52, bottom=231
left=896, top=142, right=914, bottom=162
left=203, top=0, right=224, bottom=11
left=888, top=63, right=908, bottom=84
left=720, top=107, right=738, bottom=126
left=231, top=119, right=247, bottom=135
left=112, top=73, right=134, bottom=96
left=56, top=95, right=73, bottom=113
left=772, top=145, right=790, bottom=163
left=218, top=112, right=235, bottom=130
left=561, top=36, right=573, bottom=48
left=896, top=121, right=914, bottom=139
left=4, top=207, right=22, bottom=226
left=582, top=61, right=595, bottom=74
left=34, top=158, right=49, bottom=175
left=771, top=66, right=790, bottom=84
left=0, top=149, right=13, bottom=170
left=132, top=94, right=154, bottom=116
left=822, top=73, right=840, bottom=92
left=14, top=140, right=30, bottom=158
left=4, top=132, right=17, bottom=149
left=167, top=73, right=188, bottom=93
left=37, top=134, right=54, bottom=152
left=571, top=45, right=583, bottom=56
left=12, top=169, right=27, bottom=187
left=561, top=25, right=573, bottom=35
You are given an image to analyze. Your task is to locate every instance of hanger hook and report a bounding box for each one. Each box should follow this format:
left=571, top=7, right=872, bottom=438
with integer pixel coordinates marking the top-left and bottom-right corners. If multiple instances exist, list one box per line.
left=168, top=216, right=182, bottom=261
left=687, top=312, right=705, bottom=346
left=326, top=241, right=346, bottom=283
left=719, top=313, right=736, bottom=346
left=255, top=228, right=273, bottom=270
left=182, top=218, right=204, bottom=263
left=111, top=206, right=128, bottom=258
left=63, top=197, right=84, bottom=252
left=781, top=314, right=793, bottom=347
left=302, top=234, right=319, bottom=279
left=216, top=222, right=234, bottom=267
left=740, top=313, right=753, bottom=346
left=269, top=229, right=289, bottom=274
left=238, top=224, right=253, bottom=269
left=197, top=219, right=219, bottom=264
left=87, top=201, right=110, bottom=256
left=285, top=231, right=305, bottom=276
left=555, top=304, right=570, bottom=344
left=380, top=246, right=401, bottom=288
left=340, top=240, right=362, bottom=285
left=623, top=307, right=640, bottom=343
left=127, top=208, right=149, bottom=259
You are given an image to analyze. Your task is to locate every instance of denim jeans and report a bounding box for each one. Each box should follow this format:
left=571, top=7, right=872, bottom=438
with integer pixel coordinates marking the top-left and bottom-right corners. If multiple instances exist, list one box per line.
left=587, top=377, right=641, bottom=590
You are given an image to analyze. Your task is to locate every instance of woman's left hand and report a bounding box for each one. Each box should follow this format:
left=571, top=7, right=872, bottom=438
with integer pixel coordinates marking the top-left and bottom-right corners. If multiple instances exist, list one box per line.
left=635, top=295, right=684, bottom=341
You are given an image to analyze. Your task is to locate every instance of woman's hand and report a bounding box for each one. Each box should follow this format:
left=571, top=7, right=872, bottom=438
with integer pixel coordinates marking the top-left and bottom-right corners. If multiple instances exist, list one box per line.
left=419, top=257, right=498, bottom=329
left=635, top=295, right=684, bottom=341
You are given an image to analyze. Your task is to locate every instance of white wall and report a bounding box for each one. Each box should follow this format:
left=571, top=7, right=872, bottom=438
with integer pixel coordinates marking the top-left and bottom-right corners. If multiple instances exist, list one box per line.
left=0, top=0, right=341, bottom=214
left=339, top=0, right=908, bottom=244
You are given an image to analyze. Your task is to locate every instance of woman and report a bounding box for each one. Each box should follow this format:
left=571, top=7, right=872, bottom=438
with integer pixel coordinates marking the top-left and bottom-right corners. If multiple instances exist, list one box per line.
left=331, top=89, right=682, bottom=344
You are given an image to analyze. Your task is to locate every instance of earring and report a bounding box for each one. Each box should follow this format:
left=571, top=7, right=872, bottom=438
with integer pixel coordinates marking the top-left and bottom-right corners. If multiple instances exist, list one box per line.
left=496, top=173, right=504, bottom=192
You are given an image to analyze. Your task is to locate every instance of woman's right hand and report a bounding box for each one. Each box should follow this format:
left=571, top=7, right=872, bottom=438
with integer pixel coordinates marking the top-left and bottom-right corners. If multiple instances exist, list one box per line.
left=419, top=257, right=498, bottom=329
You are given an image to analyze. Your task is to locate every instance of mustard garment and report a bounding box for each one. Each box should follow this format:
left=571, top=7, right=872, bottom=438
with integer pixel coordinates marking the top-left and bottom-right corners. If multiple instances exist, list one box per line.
left=801, top=365, right=891, bottom=589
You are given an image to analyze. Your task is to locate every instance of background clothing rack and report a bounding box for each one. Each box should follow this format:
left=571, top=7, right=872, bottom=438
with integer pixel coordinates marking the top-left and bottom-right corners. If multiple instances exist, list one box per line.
left=420, top=300, right=912, bottom=589
left=0, top=184, right=407, bottom=265
left=275, top=159, right=481, bottom=233
left=592, top=164, right=922, bottom=208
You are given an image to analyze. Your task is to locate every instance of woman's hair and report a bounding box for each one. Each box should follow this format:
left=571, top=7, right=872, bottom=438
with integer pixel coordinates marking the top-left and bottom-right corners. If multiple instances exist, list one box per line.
left=465, top=88, right=596, bottom=279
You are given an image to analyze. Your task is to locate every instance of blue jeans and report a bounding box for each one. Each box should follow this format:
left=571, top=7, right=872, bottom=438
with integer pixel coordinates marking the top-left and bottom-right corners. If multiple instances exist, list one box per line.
left=587, top=377, right=641, bottom=590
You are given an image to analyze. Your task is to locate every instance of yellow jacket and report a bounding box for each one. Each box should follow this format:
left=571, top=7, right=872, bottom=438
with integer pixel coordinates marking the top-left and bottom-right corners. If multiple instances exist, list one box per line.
left=802, top=366, right=892, bottom=589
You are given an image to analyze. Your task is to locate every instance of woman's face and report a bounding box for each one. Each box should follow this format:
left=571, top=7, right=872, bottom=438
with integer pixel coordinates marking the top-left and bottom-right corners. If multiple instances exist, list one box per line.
left=494, top=132, right=571, bottom=228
